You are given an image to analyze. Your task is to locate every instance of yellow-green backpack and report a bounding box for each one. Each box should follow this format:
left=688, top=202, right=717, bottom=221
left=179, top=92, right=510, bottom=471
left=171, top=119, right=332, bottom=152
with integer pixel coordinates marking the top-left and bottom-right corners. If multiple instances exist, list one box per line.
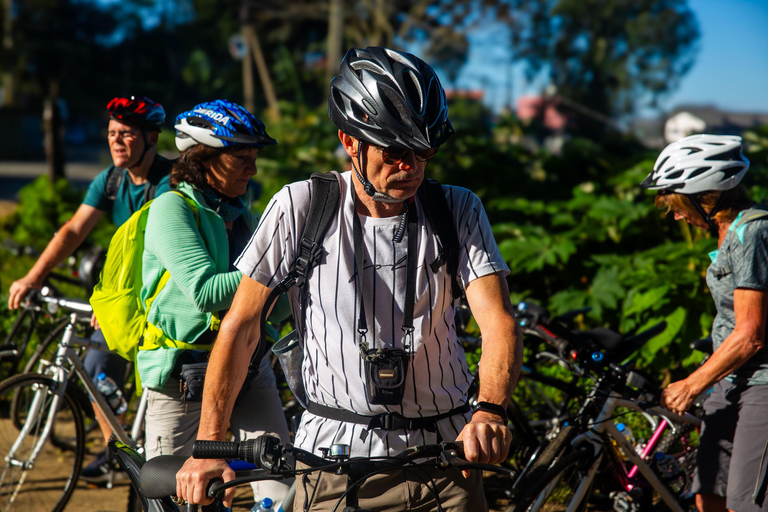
left=90, top=191, right=198, bottom=362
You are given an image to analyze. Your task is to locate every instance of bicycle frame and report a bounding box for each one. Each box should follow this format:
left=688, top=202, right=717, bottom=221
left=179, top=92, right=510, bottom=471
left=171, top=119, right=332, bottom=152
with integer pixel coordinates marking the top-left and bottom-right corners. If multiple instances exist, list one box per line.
left=558, top=393, right=701, bottom=512
left=12, top=311, right=147, bottom=473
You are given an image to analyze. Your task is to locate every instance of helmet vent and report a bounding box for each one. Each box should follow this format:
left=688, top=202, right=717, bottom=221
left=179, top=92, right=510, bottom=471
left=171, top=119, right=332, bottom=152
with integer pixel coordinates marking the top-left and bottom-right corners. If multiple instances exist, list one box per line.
left=351, top=101, right=372, bottom=125
left=681, top=146, right=701, bottom=154
left=187, top=116, right=214, bottom=129
left=362, top=99, right=378, bottom=117
left=666, top=170, right=684, bottom=180
left=655, top=156, right=669, bottom=171
left=379, top=87, right=408, bottom=128
left=720, top=165, right=744, bottom=180
left=402, top=70, right=423, bottom=112
left=687, top=167, right=710, bottom=179
left=706, top=147, right=742, bottom=162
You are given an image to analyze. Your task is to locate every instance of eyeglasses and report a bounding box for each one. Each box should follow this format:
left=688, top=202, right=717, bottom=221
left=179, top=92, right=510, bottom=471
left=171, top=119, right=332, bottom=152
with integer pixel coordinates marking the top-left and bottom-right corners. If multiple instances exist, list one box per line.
left=107, top=130, right=140, bottom=141
left=368, top=143, right=438, bottom=165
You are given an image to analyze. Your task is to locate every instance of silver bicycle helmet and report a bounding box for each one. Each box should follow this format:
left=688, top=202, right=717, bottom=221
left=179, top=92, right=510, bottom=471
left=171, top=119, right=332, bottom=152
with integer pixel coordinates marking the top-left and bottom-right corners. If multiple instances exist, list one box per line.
left=640, top=134, right=749, bottom=195
left=329, top=47, right=454, bottom=202
left=329, top=46, right=454, bottom=150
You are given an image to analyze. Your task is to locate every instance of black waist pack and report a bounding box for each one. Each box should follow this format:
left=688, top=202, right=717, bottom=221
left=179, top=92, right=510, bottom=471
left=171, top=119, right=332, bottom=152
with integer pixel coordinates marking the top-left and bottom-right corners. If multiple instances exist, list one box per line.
left=180, top=361, right=259, bottom=403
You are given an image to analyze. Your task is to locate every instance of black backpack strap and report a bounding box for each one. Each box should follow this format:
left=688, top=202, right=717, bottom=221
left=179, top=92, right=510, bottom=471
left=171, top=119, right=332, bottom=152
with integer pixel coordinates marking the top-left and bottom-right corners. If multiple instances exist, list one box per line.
left=418, top=179, right=462, bottom=300
left=144, top=156, right=174, bottom=203
left=252, top=172, right=342, bottom=366
left=105, top=166, right=125, bottom=202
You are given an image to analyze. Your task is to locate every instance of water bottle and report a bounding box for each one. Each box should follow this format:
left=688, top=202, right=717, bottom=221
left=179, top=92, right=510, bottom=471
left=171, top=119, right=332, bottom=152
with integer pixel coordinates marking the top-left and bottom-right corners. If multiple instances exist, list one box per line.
left=251, top=497, right=274, bottom=512
left=96, top=372, right=127, bottom=415
left=654, top=452, right=685, bottom=493
left=612, top=422, right=636, bottom=460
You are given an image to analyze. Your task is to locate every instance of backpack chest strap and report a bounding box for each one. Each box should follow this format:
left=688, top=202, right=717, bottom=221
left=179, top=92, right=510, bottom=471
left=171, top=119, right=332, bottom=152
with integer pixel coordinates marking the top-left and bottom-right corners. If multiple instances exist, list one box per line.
left=140, top=322, right=214, bottom=352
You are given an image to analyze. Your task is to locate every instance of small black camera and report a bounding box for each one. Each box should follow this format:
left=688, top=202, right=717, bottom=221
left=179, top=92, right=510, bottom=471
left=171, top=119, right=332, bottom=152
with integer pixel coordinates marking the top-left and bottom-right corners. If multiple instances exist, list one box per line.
left=363, top=348, right=410, bottom=405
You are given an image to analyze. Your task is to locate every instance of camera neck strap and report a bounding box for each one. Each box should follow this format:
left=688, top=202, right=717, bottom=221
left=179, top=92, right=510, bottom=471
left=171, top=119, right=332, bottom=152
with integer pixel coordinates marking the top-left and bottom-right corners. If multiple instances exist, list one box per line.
left=353, top=199, right=418, bottom=357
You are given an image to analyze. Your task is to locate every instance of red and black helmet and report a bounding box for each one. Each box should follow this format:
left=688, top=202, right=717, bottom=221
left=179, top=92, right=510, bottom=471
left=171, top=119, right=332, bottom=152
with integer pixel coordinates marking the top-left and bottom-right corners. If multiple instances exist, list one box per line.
left=106, top=96, right=165, bottom=132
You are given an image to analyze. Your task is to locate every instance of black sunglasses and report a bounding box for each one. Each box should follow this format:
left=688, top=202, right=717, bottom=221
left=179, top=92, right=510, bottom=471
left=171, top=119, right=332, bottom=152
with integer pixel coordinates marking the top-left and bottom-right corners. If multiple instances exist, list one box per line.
left=367, top=143, right=438, bottom=165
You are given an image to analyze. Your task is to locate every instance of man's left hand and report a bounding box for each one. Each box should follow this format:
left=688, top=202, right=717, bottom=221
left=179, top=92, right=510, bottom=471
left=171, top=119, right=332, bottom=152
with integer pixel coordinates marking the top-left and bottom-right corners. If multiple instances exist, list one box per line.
left=455, top=411, right=511, bottom=477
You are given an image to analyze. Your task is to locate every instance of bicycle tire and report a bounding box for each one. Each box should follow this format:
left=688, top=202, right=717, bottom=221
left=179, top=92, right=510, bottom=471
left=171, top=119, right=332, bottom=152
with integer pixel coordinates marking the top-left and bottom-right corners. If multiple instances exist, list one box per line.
left=507, top=448, right=595, bottom=512
left=22, top=320, right=72, bottom=375
left=0, top=309, right=39, bottom=378
left=0, top=373, right=86, bottom=512
left=651, top=426, right=699, bottom=511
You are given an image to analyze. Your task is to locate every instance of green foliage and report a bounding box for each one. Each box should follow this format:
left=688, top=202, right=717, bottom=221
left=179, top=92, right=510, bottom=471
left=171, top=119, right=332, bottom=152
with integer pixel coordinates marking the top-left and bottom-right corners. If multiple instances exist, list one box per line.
left=486, top=126, right=768, bottom=379
left=12, top=177, right=84, bottom=250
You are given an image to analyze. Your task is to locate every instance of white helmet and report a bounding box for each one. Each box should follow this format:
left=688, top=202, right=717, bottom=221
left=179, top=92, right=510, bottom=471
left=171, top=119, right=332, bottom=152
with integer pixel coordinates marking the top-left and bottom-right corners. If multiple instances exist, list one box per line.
left=640, top=134, right=749, bottom=195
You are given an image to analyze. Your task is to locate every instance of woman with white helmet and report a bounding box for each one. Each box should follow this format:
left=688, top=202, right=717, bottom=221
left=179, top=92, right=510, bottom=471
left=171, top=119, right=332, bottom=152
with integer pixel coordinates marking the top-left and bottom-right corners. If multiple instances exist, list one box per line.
left=641, top=134, right=768, bottom=512
left=138, top=99, right=292, bottom=511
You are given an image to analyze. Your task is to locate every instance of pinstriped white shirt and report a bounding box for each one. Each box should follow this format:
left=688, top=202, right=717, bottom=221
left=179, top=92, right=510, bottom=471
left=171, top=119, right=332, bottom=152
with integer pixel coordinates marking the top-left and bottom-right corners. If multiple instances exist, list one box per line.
left=235, top=171, right=509, bottom=457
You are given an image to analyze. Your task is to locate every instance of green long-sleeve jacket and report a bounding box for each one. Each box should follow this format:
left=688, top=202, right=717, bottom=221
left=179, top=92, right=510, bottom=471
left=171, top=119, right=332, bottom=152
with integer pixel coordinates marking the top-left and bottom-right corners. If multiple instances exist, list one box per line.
left=137, top=181, right=256, bottom=389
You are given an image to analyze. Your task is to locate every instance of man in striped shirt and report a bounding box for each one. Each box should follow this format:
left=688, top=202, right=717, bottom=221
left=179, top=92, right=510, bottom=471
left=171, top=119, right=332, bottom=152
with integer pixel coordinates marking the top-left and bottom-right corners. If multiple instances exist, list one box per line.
left=177, top=47, right=523, bottom=512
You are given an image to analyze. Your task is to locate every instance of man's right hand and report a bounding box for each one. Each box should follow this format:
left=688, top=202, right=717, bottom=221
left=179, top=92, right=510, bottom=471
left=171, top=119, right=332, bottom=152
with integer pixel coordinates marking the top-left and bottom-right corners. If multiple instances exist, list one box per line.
left=176, top=457, right=235, bottom=508
left=8, top=276, right=42, bottom=310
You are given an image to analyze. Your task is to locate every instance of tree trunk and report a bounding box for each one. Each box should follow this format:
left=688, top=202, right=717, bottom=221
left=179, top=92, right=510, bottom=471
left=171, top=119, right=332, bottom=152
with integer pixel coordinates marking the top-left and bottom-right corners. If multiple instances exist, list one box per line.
left=325, top=0, right=343, bottom=96
left=43, top=82, right=65, bottom=182
left=1, top=0, right=16, bottom=106
left=242, top=28, right=255, bottom=114
left=242, top=23, right=280, bottom=120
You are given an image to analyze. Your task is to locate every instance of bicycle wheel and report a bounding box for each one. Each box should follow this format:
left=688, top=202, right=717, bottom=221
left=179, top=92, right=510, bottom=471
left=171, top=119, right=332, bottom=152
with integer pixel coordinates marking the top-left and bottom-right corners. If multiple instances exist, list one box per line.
left=651, top=426, right=699, bottom=511
left=0, top=373, right=86, bottom=512
left=0, top=309, right=39, bottom=378
left=508, top=448, right=596, bottom=512
left=22, top=321, right=71, bottom=375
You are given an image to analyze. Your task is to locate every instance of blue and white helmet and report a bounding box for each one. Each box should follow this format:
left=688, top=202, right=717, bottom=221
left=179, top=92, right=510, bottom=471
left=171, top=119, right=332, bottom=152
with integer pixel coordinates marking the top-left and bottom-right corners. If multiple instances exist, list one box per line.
left=174, top=99, right=277, bottom=151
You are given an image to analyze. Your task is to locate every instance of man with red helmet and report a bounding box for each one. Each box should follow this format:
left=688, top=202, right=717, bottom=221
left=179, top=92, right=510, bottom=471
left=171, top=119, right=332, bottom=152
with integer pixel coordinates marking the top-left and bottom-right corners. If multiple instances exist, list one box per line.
left=8, top=95, right=172, bottom=484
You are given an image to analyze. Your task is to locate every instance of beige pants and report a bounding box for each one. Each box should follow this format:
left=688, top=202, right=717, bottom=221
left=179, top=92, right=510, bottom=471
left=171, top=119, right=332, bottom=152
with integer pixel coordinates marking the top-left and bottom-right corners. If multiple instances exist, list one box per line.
left=144, top=357, right=294, bottom=510
left=293, top=462, right=487, bottom=512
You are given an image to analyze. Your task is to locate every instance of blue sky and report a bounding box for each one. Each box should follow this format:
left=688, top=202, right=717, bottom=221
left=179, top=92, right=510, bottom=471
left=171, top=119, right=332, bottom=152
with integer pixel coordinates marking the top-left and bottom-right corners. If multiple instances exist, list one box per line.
left=453, top=0, right=768, bottom=116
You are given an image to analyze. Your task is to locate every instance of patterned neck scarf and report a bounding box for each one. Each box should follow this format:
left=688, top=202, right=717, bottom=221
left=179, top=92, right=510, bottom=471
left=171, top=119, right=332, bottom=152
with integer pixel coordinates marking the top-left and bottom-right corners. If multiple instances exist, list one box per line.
left=200, top=185, right=246, bottom=223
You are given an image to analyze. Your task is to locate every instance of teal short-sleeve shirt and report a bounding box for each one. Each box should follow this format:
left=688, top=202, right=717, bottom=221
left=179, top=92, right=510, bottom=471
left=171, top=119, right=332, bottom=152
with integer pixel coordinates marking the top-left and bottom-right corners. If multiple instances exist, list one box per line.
left=82, top=155, right=173, bottom=226
left=706, top=208, right=768, bottom=386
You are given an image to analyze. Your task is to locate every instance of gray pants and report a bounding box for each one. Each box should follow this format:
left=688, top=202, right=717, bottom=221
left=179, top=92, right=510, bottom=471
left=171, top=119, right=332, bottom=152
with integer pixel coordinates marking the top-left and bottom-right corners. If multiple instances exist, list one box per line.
left=144, top=356, right=294, bottom=509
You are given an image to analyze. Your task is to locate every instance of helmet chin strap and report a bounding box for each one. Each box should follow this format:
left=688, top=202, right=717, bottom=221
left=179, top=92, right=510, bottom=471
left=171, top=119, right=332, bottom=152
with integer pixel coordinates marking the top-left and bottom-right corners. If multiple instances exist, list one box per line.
left=126, top=130, right=154, bottom=171
left=688, top=192, right=727, bottom=232
left=351, top=140, right=404, bottom=204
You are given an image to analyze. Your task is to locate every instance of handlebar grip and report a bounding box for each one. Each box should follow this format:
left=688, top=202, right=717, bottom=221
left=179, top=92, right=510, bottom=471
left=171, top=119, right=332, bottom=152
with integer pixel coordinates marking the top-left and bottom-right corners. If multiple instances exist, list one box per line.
left=206, top=477, right=224, bottom=499
left=451, top=440, right=465, bottom=459
left=193, top=440, right=240, bottom=460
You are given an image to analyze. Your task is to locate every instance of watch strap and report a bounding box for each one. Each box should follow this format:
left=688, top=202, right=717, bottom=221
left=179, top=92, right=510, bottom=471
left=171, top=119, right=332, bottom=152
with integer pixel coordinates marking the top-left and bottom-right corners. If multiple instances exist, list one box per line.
left=472, top=401, right=508, bottom=423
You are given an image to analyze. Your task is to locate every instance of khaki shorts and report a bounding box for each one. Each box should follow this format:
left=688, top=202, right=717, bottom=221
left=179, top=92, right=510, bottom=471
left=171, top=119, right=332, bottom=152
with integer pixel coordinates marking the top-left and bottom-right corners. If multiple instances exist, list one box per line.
left=293, top=461, right=487, bottom=512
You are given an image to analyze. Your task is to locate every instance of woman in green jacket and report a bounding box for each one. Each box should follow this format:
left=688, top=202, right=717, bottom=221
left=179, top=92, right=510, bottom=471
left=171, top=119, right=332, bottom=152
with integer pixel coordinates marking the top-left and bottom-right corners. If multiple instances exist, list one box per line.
left=139, top=100, right=292, bottom=510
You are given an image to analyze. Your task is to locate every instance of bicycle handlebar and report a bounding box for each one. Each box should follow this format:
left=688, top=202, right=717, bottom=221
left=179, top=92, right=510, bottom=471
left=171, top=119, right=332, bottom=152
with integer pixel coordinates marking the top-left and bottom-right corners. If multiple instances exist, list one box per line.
left=37, top=287, right=93, bottom=314
left=138, top=435, right=513, bottom=503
